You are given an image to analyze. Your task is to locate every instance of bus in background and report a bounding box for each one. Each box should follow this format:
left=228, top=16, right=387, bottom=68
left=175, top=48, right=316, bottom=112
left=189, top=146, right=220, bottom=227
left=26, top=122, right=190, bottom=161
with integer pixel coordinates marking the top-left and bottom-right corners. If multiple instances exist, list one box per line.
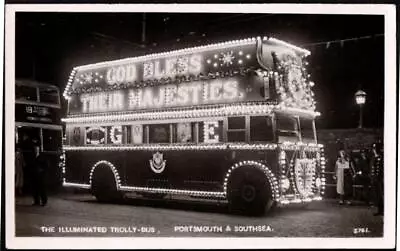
left=62, top=36, right=326, bottom=215
left=15, top=79, right=63, bottom=192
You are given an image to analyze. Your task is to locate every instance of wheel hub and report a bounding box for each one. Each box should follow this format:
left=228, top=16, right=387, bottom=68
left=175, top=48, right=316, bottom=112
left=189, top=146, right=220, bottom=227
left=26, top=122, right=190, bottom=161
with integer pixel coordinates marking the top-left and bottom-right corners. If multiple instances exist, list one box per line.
left=241, top=184, right=256, bottom=202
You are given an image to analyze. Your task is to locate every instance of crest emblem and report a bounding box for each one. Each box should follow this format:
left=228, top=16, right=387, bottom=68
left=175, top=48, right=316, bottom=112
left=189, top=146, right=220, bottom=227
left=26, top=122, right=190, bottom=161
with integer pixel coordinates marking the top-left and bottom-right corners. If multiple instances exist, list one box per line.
left=149, top=152, right=166, bottom=173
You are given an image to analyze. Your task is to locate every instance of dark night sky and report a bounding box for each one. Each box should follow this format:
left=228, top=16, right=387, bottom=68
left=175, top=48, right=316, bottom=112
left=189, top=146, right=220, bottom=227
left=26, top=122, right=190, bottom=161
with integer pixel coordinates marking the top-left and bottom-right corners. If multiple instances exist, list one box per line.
left=15, top=12, right=384, bottom=129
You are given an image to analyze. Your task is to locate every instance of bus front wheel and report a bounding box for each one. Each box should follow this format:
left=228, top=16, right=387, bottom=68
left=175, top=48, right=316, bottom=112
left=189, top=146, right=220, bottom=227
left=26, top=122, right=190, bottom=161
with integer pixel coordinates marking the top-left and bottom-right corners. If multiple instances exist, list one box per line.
left=227, top=167, right=273, bottom=215
left=91, top=166, right=123, bottom=203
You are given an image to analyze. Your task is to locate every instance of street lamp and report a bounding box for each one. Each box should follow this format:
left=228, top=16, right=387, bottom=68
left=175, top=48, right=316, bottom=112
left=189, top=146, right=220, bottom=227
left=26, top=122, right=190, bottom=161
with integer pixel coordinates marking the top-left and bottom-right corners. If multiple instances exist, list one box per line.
left=355, top=90, right=367, bottom=128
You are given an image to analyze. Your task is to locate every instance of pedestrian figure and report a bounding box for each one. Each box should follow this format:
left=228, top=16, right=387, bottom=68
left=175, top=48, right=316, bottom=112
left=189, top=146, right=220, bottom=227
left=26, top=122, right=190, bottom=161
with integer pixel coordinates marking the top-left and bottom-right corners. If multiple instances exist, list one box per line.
left=20, top=134, right=35, bottom=192
left=370, top=143, right=383, bottom=216
left=15, top=145, right=25, bottom=195
left=354, top=150, right=372, bottom=205
left=333, top=150, right=355, bottom=205
left=31, top=145, right=48, bottom=206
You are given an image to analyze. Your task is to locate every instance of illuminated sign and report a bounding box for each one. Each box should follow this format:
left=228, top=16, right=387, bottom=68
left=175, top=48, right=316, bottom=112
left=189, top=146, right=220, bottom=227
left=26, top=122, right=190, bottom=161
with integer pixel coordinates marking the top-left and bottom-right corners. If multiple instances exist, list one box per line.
left=107, top=64, right=137, bottom=85
left=143, top=54, right=202, bottom=80
left=71, top=42, right=257, bottom=92
left=66, top=37, right=313, bottom=104
left=75, top=77, right=258, bottom=114
left=86, top=127, right=106, bottom=145
left=15, top=104, right=59, bottom=124
left=132, top=125, right=143, bottom=144
left=176, top=123, right=192, bottom=143
left=203, top=121, right=220, bottom=143
left=110, top=126, right=123, bottom=144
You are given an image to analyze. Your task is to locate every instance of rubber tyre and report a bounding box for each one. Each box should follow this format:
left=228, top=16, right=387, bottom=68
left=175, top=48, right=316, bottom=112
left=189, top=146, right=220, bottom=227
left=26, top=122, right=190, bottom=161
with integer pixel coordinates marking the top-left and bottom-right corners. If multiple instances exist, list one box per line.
left=91, top=165, right=123, bottom=203
left=227, top=167, right=273, bottom=216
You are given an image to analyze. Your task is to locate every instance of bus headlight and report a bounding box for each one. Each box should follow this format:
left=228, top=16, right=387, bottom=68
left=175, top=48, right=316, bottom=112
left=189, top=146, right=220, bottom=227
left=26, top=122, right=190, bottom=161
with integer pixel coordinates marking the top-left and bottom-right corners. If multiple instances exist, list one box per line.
left=280, top=176, right=290, bottom=192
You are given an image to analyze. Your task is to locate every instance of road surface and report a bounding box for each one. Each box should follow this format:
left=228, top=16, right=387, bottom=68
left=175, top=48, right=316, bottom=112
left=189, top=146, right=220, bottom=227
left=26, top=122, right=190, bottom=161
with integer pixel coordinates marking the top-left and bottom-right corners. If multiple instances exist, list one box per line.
left=14, top=192, right=383, bottom=237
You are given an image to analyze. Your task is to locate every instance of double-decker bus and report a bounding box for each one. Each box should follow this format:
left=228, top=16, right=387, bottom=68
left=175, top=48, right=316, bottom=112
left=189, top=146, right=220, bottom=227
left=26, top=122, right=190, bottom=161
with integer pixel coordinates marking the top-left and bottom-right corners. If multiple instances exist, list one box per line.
left=15, top=79, right=63, bottom=191
left=62, top=36, right=326, bottom=214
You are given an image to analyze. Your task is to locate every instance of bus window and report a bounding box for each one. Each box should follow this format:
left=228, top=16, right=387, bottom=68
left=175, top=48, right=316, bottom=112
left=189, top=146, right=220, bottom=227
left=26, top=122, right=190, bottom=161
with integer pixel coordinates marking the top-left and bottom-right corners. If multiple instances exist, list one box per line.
left=42, top=129, right=62, bottom=152
left=17, top=126, right=40, bottom=148
left=39, top=87, right=60, bottom=105
left=250, top=116, right=274, bottom=142
left=149, top=124, right=170, bottom=143
left=174, top=122, right=194, bottom=143
left=276, top=114, right=300, bottom=142
left=299, top=118, right=316, bottom=143
left=16, top=85, right=37, bottom=102
left=227, top=116, right=246, bottom=142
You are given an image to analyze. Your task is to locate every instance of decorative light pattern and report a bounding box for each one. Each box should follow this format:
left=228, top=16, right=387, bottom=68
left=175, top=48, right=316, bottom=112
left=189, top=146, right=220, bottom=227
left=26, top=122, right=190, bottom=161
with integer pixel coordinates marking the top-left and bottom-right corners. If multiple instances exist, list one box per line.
left=75, top=38, right=257, bottom=72
left=279, top=141, right=322, bottom=151
left=88, top=160, right=122, bottom=189
left=119, top=186, right=225, bottom=198
left=203, top=121, right=220, bottom=143
left=276, top=145, right=325, bottom=205
left=223, top=160, right=279, bottom=200
left=205, top=50, right=252, bottom=69
left=275, top=55, right=316, bottom=111
left=220, top=51, right=235, bottom=66
left=63, top=68, right=77, bottom=100
left=63, top=36, right=311, bottom=100
left=63, top=143, right=278, bottom=151
left=61, top=36, right=323, bottom=207
left=62, top=180, right=226, bottom=198
left=106, top=64, right=136, bottom=85
left=319, top=147, right=326, bottom=195
left=63, top=182, right=91, bottom=189
left=288, top=159, right=298, bottom=197
left=76, top=72, right=105, bottom=85
left=294, top=158, right=316, bottom=196
left=62, top=149, right=324, bottom=204
left=85, top=126, right=106, bottom=145
left=63, top=103, right=321, bottom=124
left=59, top=150, right=66, bottom=182
left=268, top=37, right=311, bottom=56
left=110, top=126, right=123, bottom=144
left=279, top=150, right=288, bottom=193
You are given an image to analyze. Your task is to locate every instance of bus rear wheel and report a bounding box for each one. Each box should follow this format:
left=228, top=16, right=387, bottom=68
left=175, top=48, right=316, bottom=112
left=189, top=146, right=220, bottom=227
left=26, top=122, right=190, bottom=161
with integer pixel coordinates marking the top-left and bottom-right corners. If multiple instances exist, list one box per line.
left=91, top=166, right=123, bottom=203
left=227, top=167, right=273, bottom=216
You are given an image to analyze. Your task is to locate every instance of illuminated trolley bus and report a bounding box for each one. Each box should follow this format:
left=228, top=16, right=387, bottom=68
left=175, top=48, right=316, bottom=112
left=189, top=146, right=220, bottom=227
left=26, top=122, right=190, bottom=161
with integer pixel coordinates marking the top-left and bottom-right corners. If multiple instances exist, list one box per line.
left=62, top=36, right=326, bottom=214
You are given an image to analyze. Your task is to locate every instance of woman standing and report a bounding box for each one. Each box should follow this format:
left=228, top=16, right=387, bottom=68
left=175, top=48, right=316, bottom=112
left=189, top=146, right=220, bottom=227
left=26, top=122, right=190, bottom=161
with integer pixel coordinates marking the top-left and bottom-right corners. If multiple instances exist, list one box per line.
left=334, top=150, right=355, bottom=205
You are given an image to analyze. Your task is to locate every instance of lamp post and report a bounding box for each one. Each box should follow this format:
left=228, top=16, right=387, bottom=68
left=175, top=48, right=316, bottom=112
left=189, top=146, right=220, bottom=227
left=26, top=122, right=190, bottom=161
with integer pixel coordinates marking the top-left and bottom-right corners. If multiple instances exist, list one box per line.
left=355, top=90, right=367, bottom=128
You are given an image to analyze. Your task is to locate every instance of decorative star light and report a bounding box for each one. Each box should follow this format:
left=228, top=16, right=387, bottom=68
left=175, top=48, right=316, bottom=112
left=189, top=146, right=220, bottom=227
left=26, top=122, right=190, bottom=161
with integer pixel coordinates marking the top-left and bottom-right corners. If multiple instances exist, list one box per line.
left=83, top=73, right=93, bottom=83
left=220, top=51, right=235, bottom=66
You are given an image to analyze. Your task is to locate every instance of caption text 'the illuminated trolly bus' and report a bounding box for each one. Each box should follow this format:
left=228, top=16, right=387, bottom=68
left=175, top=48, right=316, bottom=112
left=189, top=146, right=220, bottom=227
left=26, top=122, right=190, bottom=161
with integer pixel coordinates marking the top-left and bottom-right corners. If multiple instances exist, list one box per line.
left=61, top=36, right=326, bottom=214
